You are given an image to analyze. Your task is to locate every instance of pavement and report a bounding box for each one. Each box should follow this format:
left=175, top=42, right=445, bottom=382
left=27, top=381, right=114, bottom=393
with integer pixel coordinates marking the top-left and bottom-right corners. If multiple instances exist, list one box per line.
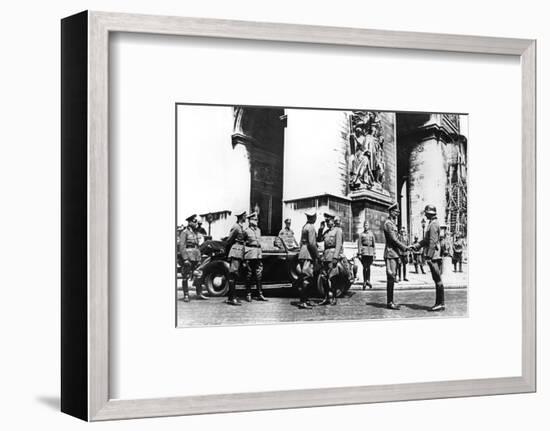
left=177, top=261, right=468, bottom=327
left=355, top=258, right=467, bottom=290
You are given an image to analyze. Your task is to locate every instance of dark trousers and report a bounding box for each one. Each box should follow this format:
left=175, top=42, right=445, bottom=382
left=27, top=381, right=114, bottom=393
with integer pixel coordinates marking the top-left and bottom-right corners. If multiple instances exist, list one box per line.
left=398, top=255, right=408, bottom=280
left=360, top=255, right=374, bottom=284
left=297, top=259, right=314, bottom=303
left=245, top=259, right=264, bottom=296
left=228, top=258, right=243, bottom=300
left=385, top=258, right=399, bottom=303
left=453, top=252, right=463, bottom=272
left=180, top=259, right=200, bottom=296
left=413, top=253, right=425, bottom=273
left=426, top=258, right=445, bottom=305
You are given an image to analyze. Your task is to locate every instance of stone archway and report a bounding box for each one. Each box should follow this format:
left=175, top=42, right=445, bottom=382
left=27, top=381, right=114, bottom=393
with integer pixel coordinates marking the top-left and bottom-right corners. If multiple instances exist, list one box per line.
left=232, top=107, right=286, bottom=235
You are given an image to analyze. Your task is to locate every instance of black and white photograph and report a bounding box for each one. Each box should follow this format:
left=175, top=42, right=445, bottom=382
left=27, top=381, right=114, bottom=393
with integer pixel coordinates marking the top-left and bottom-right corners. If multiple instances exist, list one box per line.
left=176, top=104, right=468, bottom=326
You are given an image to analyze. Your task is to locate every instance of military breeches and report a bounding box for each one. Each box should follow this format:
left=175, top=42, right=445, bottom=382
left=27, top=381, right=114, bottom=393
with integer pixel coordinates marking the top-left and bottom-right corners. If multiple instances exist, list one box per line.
left=385, top=258, right=399, bottom=282
left=180, top=259, right=200, bottom=280
left=360, top=255, right=373, bottom=282
left=229, top=257, right=243, bottom=277
left=426, top=259, right=443, bottom=285
left=297, top=259, right=314, bottom=302
left=244, top=259, right=263, bottom=285
left=452, top=252, right=463, bottom=264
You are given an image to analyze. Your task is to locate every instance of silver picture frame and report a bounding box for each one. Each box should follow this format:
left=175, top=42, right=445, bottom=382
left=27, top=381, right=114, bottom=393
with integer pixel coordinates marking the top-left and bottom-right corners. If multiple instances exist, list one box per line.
left=61, top=10, right=536, bottom=421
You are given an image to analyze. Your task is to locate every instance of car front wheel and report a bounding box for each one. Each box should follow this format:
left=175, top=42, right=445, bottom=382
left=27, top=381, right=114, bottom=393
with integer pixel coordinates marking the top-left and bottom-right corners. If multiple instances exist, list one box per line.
left=203, top=262, right=230, bottom=297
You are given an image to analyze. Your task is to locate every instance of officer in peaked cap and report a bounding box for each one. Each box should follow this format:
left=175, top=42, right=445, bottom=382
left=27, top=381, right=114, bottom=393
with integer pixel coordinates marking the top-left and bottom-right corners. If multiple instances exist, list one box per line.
left=295, top=211, right=318, bottom=309
left=382, top=203, right=409, bottom=310
left=224, top=210, right=248, bottom=306
left=178, top=214, right=209, bottom=302
left=243, top=212, right=267, bottom=302
left=278, top=218, right=299, bottom=250
left=319, top=212, right=343, bottom=306
left=358, top=219, right=376, bottom=290
left=411, top=205, right=446, bottom=311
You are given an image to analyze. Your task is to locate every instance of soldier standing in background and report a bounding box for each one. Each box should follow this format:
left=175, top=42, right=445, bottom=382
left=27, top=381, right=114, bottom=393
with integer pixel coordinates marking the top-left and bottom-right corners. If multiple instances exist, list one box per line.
left=412, top=235, right=426, bottom=274
left=382, top=203, right=409, bottom=310
left=243, top=212, right=267, bottom=302
left=411, top=205, right=446, bottom=311
left=358, top=220, right=376, bottom=289
left=319, top=213, right=343, bottom=306
left=296, top=211, right=319, bottom=309
left=452, top=233, right=465, bottom=272
left=224, top=211, right=247, bottom=306
left=178, top=214, right=209, bottom=302
left=397, top=226, right=410, bottom=282
left=278, top=218, right=299, bottom=250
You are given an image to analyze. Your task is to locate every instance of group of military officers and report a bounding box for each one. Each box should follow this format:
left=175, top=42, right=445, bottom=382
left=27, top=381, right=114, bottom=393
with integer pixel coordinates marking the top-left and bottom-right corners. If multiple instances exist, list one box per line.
left=178, top=202, right=450, bottom=312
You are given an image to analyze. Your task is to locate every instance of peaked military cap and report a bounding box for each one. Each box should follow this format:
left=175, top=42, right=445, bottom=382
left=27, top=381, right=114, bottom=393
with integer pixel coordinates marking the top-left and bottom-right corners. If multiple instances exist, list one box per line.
left=323, top=212, right=335, bottom=219
left=388, top=202, right=400, bottom=213
left=424, top=204, right=437, bottom=215
left=235, top=210, right=247, bottom=219
left=305, top=210, right=316, bottom=219
left=247, top=211, right=258, bottom=219
left=185, top=214, right=197, bottom=222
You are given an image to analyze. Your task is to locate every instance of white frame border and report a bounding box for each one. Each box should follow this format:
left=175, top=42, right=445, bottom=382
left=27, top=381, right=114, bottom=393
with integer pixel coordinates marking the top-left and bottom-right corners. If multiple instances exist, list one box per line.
left=86, top=11, right=536, bottom=421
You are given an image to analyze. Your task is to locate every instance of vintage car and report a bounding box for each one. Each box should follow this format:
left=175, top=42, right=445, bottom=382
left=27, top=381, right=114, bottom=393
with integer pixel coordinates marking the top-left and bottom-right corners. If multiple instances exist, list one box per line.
left=191, top=236, right=355, bottom=298
left=196, top=236, right=300, bottom=296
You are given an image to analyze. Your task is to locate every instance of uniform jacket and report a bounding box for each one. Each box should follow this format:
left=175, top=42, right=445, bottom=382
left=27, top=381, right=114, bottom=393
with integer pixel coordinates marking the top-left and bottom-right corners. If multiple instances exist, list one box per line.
left=278, top=227, right=298, bottom=249
left=298, top=223, right=318, bottom=261
left=415, top=217, right=441, bottom=260
left=243, top=225, right=263, bottom=260
left=317, top=226, right=328, bottom=242
left=178, top=228, right=201, bottom=262
left=383, top=218, right=408, bottom=259
left=358, top=230, right=376, bottom=256
left=322, top=226, right=343, bottom=262
left=453, top=238, right=465, bottom=253
left=226, top=222, right=245, bottom=260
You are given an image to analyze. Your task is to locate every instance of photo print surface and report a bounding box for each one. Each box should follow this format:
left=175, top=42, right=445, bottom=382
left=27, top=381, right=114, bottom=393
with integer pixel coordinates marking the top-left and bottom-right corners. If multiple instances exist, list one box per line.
left=176, top=104, right=468, bottom=327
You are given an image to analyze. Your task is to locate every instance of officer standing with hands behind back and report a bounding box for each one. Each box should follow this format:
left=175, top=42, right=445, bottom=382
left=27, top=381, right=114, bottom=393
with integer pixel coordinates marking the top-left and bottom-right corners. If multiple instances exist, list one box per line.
left=358, top=220, right=376, bottom=290
left=319, top=213, right=343, bottom=306
left=224, top=210, right=247, bottom=306
left=243, top=212, right=267, bottom=302
left=295, top=211, right=319, bottom=309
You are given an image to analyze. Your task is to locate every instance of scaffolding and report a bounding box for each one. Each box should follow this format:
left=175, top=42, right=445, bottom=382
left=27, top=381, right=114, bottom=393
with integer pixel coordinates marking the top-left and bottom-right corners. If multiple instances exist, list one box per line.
left=445, top=137, right=467, bottom=237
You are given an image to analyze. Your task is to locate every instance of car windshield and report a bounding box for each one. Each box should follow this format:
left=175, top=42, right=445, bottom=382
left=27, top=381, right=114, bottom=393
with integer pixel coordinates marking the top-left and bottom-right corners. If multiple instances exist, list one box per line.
left=259, top=236, right=286, bottom=252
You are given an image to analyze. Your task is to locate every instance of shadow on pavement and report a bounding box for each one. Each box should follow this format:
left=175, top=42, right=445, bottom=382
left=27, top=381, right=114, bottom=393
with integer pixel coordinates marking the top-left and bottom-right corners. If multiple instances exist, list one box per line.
left=400, top=303, right=432, bottom=311
left=365, top=301, right=389, bottom=309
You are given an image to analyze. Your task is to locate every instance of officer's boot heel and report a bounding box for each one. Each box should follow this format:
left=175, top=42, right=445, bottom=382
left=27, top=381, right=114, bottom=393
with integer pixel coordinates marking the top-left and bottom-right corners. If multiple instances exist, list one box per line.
left=182, top=280, right=190, bottom=302
left=196, top=281, right=209, bottom=300
left=256, top=280, right=268, bottom=301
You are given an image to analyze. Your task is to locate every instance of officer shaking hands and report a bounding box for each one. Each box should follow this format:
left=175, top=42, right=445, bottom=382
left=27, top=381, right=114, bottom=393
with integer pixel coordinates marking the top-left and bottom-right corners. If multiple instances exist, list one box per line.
left=382, top=203, right=409, bottom=310
left=411, top=205, right=446, bottom=311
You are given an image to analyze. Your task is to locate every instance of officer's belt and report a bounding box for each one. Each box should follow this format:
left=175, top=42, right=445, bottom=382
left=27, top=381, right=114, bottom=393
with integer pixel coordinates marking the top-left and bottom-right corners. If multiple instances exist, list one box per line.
left=245, top=244, right=261, bottom=248
left=185, top=245, right=198, bottom=248
left=325, top=245, right=335, bottom=249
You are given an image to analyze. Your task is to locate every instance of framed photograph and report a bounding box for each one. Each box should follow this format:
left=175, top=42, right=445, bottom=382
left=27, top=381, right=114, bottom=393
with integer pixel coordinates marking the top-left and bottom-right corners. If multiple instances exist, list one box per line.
left=61, top=11, right=536, bottom=421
